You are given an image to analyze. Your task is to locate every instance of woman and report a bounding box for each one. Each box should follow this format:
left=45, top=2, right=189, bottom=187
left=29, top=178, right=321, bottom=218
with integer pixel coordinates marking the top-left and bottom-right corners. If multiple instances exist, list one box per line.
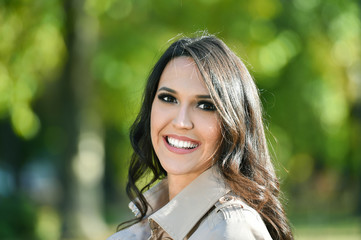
left=107, top=35, right=293, bottom=240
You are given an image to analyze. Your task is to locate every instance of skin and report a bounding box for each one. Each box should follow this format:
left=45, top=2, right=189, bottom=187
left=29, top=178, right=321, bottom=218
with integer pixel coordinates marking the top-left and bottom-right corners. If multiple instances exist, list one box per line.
left=150, top=56, right=222, bottom=200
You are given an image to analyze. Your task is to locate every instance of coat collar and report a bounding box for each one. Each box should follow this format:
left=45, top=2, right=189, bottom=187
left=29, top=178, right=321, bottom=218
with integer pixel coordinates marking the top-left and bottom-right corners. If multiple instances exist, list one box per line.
left=128, top=178, right=169, bottom=218
left=132, top=166, right=230, bottom=240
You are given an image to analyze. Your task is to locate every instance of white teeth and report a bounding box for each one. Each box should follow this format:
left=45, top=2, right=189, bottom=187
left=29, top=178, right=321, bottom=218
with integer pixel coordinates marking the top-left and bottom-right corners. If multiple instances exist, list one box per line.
left=167, top=137, right=198, bottom=149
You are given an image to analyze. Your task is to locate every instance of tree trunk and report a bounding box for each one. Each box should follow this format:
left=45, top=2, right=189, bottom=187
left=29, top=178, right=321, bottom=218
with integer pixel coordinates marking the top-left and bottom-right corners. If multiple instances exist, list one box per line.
left=60, top=0, right=106, bottom=238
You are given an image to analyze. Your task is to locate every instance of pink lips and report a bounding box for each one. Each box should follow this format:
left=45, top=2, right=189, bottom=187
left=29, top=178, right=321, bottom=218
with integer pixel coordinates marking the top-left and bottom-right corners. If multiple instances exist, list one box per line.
left=163, top=134, right=200, bottom=154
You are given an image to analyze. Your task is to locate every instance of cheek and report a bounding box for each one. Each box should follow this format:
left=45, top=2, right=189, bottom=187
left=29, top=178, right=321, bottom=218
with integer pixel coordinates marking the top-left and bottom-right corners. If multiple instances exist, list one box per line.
left=209, top=126, right=221, bottom=145
left=199, top=116, right=221, bottom=144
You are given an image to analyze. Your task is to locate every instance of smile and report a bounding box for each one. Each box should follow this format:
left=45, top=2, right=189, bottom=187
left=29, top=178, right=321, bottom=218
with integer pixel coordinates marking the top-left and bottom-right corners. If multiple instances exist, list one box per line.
left=163, top=135, right=200, bottom=154
left=166, top=136, right=199, bottom=149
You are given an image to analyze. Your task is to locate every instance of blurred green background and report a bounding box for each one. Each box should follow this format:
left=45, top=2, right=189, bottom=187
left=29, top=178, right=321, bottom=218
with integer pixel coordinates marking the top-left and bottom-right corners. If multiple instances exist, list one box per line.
left=0, top=0, right=360, bottom=239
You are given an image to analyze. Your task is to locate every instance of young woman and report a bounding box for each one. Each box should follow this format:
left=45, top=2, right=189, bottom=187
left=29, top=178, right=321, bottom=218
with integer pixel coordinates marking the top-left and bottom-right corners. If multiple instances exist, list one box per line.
left=107, top=35, right=294, bottom=240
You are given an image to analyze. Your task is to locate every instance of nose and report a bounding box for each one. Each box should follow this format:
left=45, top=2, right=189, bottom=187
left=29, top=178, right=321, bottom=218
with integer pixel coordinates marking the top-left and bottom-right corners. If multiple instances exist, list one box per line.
left=172, top=105, right=194, bottom=130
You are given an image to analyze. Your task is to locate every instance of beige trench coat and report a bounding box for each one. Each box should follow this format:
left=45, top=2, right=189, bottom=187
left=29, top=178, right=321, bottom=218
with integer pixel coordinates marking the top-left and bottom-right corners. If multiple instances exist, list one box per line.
left=107, top=167, right=272, bottom=240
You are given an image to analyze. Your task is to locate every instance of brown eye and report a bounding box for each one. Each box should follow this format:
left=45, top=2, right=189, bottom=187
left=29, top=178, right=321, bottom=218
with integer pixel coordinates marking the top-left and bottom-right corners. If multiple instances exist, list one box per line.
left=158, top=94, right=177, bottom=103
left=198, top=101, right=216, bottom=111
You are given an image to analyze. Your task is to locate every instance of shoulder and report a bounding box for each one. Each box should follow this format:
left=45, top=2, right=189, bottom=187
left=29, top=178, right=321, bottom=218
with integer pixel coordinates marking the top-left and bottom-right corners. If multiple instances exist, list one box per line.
left=190, top=194, right=272, bottom=240
left=106, top=219, right=150, bottom=240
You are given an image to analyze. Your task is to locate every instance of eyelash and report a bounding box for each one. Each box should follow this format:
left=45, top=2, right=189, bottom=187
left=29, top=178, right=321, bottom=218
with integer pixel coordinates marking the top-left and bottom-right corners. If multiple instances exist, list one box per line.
left=158, top=94, right=177, bottom=103
left=157, top=94, right=216, bottom=112
left=197, top=101, right=216, bottom=111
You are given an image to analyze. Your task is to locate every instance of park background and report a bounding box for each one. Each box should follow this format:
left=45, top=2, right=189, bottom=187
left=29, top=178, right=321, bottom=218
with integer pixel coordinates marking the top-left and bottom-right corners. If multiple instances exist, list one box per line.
left=0, top=0, right=360, bottom=239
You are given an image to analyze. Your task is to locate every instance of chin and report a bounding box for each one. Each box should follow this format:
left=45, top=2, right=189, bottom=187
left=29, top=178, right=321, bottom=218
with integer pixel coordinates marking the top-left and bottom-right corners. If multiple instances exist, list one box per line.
left=161, top=159, right=209, bottom=178
left=160, top=160, right=191, bottom=175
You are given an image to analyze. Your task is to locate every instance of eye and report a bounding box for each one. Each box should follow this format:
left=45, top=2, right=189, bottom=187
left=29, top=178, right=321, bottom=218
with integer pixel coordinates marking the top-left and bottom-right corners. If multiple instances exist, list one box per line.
left=157, top=94, right=177, bottom=103
left=198, top=101, right=216, bottom=111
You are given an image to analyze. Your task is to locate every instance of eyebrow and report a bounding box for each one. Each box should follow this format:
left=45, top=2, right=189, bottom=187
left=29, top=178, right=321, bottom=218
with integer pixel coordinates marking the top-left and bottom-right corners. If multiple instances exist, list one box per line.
left=158, top=86, right=212, bottom=99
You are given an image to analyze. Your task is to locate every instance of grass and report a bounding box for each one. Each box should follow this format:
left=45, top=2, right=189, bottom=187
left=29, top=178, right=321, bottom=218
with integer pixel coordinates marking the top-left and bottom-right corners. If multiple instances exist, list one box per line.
left=293, top=217, right=361, bottom=240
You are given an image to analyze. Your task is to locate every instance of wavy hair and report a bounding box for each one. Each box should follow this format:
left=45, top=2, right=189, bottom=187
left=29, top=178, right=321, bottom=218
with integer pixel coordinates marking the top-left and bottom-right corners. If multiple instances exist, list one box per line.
left=118, top=35, right=293, bottom=240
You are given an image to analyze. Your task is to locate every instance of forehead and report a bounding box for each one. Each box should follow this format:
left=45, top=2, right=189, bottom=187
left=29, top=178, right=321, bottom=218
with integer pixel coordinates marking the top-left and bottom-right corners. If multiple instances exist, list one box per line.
left=158, top=57, right=209, bottom=94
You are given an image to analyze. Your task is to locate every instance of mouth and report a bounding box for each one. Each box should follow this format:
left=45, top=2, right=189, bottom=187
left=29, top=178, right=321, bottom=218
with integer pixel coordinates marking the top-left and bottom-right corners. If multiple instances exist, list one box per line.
left=165, top=136, right=199, bottom=149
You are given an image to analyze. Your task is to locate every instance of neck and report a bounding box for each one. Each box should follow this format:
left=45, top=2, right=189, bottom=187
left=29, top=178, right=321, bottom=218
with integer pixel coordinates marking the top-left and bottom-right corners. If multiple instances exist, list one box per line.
left=167, top=173, right=199, bottom=200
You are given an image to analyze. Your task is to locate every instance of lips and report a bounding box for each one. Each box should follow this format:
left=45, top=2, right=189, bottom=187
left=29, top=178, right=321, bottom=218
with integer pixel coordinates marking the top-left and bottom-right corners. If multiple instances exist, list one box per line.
left=163, top=135, right=200, bottom=154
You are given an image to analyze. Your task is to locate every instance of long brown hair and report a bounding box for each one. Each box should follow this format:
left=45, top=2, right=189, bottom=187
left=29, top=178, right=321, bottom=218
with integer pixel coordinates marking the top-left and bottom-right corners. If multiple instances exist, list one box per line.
left=119, top=34, right=293, bottom=240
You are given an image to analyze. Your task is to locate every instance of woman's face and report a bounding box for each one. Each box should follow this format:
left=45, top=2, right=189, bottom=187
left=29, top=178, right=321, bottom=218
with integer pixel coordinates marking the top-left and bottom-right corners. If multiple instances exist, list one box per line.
left=151, top=56, right=221, bottom=178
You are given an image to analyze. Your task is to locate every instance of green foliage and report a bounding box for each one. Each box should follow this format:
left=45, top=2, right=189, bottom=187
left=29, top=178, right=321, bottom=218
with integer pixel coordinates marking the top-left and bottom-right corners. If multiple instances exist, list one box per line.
left=0, top=0, right=360, bottom=238
left=0, top=194, right=38, bottom=240
left=0, top=0, right=65, bottom=139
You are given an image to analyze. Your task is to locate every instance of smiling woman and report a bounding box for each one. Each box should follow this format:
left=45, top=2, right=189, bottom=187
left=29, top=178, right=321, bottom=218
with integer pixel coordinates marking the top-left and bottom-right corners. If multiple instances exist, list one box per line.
left=151, top=57, right=222, bottom=199
left=107, top=35, right=294, bottom=240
